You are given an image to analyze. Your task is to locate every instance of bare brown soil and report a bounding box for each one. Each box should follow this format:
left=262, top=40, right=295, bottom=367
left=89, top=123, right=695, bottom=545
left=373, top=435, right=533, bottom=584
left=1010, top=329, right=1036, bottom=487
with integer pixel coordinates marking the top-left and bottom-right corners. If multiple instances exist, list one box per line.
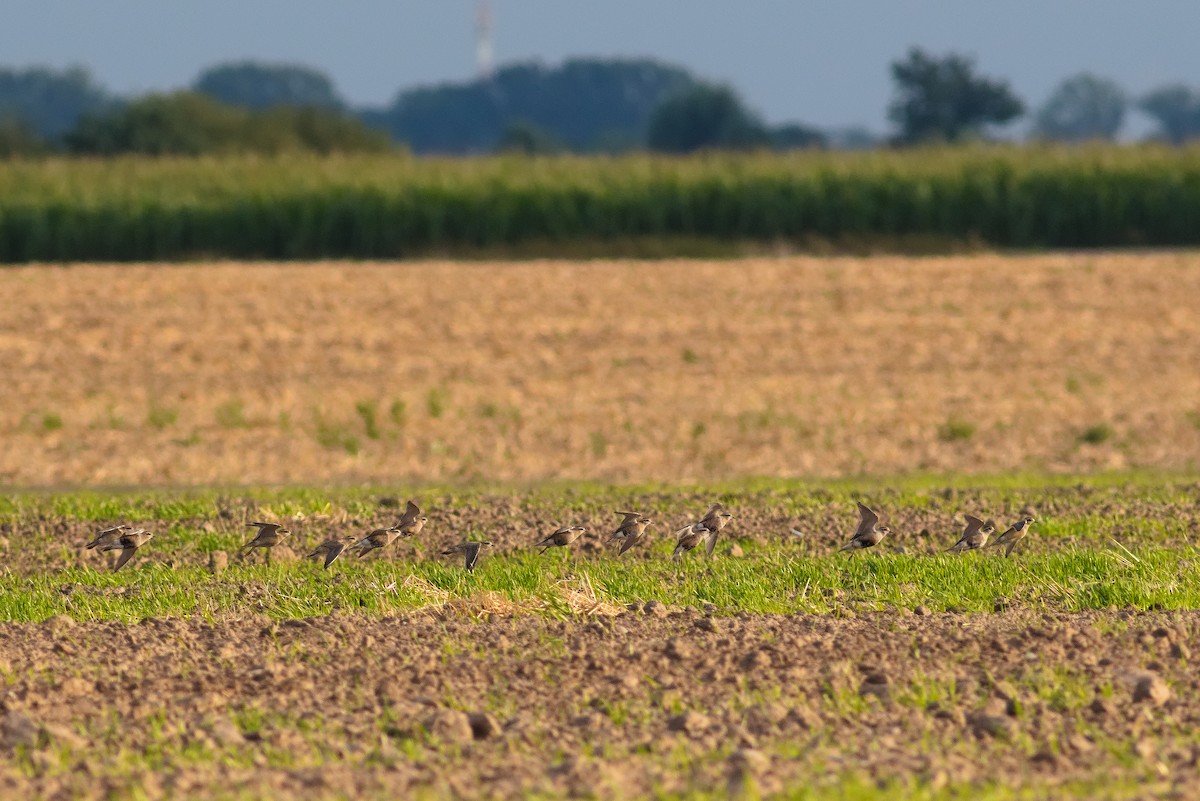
left=2, top=253, right=1200, bottom=487
left=0, top=609, right=1196, bottom=799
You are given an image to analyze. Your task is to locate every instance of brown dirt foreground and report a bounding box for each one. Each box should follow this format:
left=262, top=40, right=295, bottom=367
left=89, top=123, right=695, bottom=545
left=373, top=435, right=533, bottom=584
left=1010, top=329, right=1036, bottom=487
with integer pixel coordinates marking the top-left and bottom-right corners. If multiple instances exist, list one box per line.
left=3, top=253, right=1200, bottom=487
left=1, top=610, right=1197, bottom=800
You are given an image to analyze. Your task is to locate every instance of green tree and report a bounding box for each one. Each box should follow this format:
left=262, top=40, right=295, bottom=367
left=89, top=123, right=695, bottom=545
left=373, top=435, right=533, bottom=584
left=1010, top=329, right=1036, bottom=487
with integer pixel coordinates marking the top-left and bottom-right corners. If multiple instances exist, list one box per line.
left=1139, top=85, right=1200, bottom=144
left=365, top=58, right=697, bottom=154
left=65, top=92, right=390, bottom=156
left=1033, top=74, right=1126, bottom=141
left=646, top=83, right=770, bottom=153
left=0, top=66, right=114, bottom=138
left=495, top=120, right=562, bottom=155
left=770, top=123, right=826, bottom=151
left=888, top=48, right=1024, bottom=144
left=193, top=61, right=345, bottom=110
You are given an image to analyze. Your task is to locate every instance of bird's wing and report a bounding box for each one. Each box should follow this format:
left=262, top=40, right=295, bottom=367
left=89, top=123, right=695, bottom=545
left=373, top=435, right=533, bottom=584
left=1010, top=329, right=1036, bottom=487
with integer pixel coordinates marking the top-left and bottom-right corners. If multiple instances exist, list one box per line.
left=962, top=516, right=984, bottom=536
left=704, top=528, right=719, bottom=557
left=618, top=534, right=640, bottom=555
left=855, top=503, right=879, bottom=537
left=113, top=547, right=137, bottom=571
left=398, top=501, right=420, bottom=527
left=323, top=541, right=345, bottom=568
left=615, top=511, right=642, bottom=521
left=463, top=542, right=482, bottom=571
left=249, top=522, right=278, bottom=533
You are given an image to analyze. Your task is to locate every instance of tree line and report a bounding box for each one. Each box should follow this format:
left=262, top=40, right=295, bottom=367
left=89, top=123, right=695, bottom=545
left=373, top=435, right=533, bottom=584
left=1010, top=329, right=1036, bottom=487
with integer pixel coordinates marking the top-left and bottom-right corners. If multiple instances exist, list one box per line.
left=2, top=50, right=1199, bottom=159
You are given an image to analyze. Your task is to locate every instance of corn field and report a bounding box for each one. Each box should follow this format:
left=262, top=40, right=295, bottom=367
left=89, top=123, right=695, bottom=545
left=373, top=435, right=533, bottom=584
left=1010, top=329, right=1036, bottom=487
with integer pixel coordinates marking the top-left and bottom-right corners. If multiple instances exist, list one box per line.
left=1, top=146, right=1199, bottom=261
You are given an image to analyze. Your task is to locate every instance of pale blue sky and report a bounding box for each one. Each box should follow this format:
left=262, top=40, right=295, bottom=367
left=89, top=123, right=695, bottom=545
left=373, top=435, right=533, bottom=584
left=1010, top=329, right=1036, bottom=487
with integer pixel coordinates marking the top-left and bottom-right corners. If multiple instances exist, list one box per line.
left=2, top=1, right=1197, bottom=133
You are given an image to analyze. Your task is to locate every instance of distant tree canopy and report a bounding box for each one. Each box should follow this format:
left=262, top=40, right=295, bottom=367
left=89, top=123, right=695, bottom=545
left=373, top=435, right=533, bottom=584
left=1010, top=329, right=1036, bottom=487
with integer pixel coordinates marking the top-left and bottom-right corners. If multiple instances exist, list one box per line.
left=1034, top=73, right=1126, bottom=141
left=646, top=84, right=770, bottom=153
left=192, top=61, right=345, bottom=110
left=365, top=58, right=697, bottom=154
left=0, top=116, right=48, bottom=157
left=769, top=123, right=826, bottom=151
left=1139, top=85, right=1200, bottom=144
left=0, top=66, right=115, bottom=138
left=888, top=48, right=1024, bottom=144
left=494, top=120, right=562, bottom=155
left=64, top=92, right=391, bottom=156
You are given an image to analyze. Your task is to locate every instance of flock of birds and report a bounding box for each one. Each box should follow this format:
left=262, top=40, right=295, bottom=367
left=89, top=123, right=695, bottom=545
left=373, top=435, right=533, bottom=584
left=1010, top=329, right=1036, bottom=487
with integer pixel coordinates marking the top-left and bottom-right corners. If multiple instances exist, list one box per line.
left=80, top=500, right=1038, bottom=573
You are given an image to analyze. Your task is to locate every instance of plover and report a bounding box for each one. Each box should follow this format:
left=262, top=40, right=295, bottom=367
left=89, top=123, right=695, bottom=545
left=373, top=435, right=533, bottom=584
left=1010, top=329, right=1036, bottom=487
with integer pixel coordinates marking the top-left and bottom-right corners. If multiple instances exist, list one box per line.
left=536, top=526, right=586, bottom=554
left=988, top=515, right=1036, bottom=557
left=348, top=526, right=400, bottom=558
left=99, top=528, right=154, bottom=571
left=242, top=522, right=291, bottom=563
left=839, top=502, right=891, bottom=552
left=946, top=515, right=996, bottom=553
left=393, top=501, right=427, bottom=538
left=609, top=512, right=652, bottom=556
left=85, top=524, right=130, bottom=551
left=307, top=536, right=356, bottom=569
left=441, top=541, right=492, bottom=572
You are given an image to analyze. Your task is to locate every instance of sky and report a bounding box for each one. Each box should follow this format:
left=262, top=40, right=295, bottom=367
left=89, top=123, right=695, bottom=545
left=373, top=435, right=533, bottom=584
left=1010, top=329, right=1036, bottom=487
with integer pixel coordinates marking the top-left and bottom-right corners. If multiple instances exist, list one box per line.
left=3, top=1, right=1199, bottom=134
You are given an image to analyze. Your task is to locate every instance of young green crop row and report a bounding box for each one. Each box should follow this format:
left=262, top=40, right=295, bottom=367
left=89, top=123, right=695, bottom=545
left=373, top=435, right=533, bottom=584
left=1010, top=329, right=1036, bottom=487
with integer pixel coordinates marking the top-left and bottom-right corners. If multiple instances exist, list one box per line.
left=2, top=146, right=1200, bottom=261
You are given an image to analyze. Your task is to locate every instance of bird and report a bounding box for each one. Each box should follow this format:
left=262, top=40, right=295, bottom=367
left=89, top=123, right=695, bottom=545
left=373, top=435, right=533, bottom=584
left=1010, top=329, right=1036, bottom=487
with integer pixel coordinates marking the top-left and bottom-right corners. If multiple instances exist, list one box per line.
left=988, top=515, right=1036, bottom=557
left=839, top=502, right=891, bottom=552
left=672, top=523, right=713, bottom=560
left=946, top=515, right=996, bottom=553
left=535, top=526, right=586, bottom=554
left=609, top=511, right=652, bottom=556
left=85, top=524, right=130, bottom=551
left=348, top=526, right=401, bottom=558
left=392, top=501, right=428, bottom=539
left=686, top=503, right=734, bottom=557
left=242, top=522, right=291, bottom=563
left=441, top=541, right=492, bottom=572
left=307, top=536, right=356, bottom=569
left=98, top=529, right=154, bottom=571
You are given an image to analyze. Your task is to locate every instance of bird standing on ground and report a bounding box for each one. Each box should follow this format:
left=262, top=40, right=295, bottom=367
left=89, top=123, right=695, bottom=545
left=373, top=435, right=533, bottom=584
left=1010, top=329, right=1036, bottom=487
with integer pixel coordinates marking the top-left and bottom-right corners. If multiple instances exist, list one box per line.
left=988, top=515, right=1036, bottom=557
left=946, top=515, right=996, bottom=553
left=242, top=522, right=290, bottom=563
left=85, top=524, right=130, bottom=551
left=99, top=529, right=154, bottom=571
left=392, top=501, right=427, bottom=539
left=307, top=536, right=356, bottom=569
left=536, top=526, right=586, bottom=554
left=442, top=541, right=492, bottom=572
left=839, top=502, right=891, bottom=552
left=609, top=511, right=652, bottom=556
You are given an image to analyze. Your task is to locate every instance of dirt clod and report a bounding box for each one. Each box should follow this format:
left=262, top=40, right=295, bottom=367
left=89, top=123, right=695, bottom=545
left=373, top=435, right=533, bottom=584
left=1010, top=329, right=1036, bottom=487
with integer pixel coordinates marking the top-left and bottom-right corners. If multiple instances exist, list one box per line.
left=428, top=710, right=473, bottom=744
left=1132, top=672, right=1171, bottom=707
left=468, top=712, right=501, bottom=741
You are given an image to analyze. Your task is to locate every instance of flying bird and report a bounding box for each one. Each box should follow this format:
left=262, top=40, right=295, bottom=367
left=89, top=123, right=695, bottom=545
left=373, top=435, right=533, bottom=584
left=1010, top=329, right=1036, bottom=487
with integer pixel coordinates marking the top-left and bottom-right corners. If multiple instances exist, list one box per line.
left=242, top=522, right=291, bottom=563
left=609, top=511, right=652, bottom=556
left=536, top=526, right=586, bottom=554
left=988, top=515, right=1036, bottom=557
left=946, top=515, right=996, bottom=553
left=307, top=536, right=356, bottom=569
left=839, top=502, right=891, bottom=552
left=441, top=541, right=492, bottom=572
left=672, top=523, right=713, bottom=560
left=99, top=529, right=154, bottom=572
left=392, top=501, right=428, bottom=538
left=86, top=524, right=130, bottom=551
left=348, top=526, right=401, bottom=558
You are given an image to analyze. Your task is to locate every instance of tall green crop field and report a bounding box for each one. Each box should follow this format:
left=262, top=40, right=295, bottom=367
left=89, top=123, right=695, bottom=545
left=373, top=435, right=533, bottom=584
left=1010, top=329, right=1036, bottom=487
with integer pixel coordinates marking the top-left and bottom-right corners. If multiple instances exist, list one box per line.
left=2, top=146, right=1199, bottom=261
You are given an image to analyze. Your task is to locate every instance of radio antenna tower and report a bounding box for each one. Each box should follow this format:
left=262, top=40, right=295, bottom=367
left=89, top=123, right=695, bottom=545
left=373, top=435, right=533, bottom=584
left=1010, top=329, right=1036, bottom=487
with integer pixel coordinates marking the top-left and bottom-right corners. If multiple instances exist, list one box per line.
left=475, top=0, right=494, bottom=79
